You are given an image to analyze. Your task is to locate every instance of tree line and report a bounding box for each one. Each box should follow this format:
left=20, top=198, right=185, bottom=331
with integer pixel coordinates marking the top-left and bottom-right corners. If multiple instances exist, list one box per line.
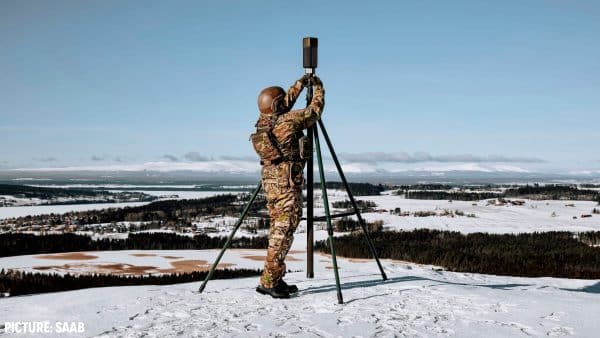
left=397, top=184, right=600, bottom=202
left=0, top=183, right=155, bottom=202
left=0, top=268, right=262, bottom=297
left=316, top=182, right=389, bottom=196
left=316, top=229, right=600, bottom=279
left=402, top=191, right=501, bottom=201
left=332, top=217, right=384, bottom=233
left=6, top=193, right=267, bottom=227
left=504, top=184, right=600, bottom=201
left=331, top=199, right=377, bottom=210
left=0, top=232, right=268, bottom=257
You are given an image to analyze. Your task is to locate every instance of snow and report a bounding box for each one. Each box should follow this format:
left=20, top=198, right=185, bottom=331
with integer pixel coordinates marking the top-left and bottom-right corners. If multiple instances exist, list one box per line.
left=407, top=163, right=529, bottom=173
left=0, top=249, right=287, bottom=276
left=1, top=232, right=599, bottom=337
left=298, top=190, right=600, bottom=234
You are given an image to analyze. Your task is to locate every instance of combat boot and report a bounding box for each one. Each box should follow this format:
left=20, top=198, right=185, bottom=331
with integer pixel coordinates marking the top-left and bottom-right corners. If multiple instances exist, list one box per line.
left=256, top=283, right=290, bottom=299
left=279, top=279, right=298, bottom=293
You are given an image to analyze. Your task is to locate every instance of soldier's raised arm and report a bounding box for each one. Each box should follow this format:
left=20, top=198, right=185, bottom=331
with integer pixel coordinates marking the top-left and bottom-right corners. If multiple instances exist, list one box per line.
left=282, top=74, right=311, bottom=112
left=294, top=76, right=325, bottom=129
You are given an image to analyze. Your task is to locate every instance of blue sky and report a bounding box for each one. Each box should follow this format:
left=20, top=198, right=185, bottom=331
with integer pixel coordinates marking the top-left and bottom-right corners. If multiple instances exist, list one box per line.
left=1, top=0, right=599, bottom=173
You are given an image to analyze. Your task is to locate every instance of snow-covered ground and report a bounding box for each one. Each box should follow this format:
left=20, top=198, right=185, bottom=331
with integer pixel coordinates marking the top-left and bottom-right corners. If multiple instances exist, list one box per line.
left=365, top=197, right=599, bottom=234
left=306, top=190, right=600, bottom=234
left=1, top=231, right=599, bottom=337
left=0, top=249, right=282, bottom=276
left=1, top=189, right=600, bottom=337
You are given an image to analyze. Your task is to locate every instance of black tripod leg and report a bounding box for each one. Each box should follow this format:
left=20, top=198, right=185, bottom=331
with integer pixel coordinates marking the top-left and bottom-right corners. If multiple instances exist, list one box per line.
left=314, top=127, right=344, bottom=304
left=198, top=181, right=262, bottom=293
left=306, top=80, right=315, bottom=279
left=317, top=120, right=388, bottom=281
left=306, top=126, right=314, bottom=278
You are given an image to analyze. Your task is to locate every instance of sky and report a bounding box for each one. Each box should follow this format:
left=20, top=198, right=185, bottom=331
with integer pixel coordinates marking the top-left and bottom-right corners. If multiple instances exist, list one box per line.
left=1, top=0, right=599, bottom=174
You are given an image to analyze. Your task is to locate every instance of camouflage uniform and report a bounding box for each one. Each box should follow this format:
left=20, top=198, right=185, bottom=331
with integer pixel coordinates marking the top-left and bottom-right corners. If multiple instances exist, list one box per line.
left=255, top=78, right=325, bottom=288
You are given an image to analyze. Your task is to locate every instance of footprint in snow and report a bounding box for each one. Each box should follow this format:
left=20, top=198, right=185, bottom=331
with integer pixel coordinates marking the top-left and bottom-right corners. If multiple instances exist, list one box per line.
left=543, top=311, right=565, bottom=322
left=547, top=326, right=575, bottom=336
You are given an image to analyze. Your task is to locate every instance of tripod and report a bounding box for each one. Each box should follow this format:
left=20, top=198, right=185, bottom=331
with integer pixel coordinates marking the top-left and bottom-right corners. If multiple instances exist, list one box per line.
left=198, top=79, right=387, bottom=305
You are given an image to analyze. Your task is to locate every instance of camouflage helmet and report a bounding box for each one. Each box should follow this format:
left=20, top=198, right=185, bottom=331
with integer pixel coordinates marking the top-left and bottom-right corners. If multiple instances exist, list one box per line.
left=258, top=86, right=285, bottom=115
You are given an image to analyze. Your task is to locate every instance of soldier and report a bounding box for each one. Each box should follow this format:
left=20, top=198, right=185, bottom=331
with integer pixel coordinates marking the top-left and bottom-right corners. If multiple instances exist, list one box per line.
left=250, top=74, right=325, bottom=298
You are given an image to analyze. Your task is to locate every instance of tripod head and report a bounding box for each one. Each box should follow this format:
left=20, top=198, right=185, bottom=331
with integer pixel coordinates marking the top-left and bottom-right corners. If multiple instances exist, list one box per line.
left=303, top=37, right=318, bottom=75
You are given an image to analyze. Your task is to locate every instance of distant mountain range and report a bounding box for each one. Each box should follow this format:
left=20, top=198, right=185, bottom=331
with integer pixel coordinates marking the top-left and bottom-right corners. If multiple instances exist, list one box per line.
left=1, top=163, right=599, bottom=185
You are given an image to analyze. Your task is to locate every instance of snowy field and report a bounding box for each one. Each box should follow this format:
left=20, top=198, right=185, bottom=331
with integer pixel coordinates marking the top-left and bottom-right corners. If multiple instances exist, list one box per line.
left=301, top=190, right=600, bottom=234
left=354, top=195, right=599, bottom=234
left=0, top=249, right=294, bottom=276
left=1, top=231, right=599, bottom=337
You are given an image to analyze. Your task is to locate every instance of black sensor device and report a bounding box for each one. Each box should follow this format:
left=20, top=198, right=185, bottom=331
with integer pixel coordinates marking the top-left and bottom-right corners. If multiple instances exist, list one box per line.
left=303, top=37, right=318, bottom=70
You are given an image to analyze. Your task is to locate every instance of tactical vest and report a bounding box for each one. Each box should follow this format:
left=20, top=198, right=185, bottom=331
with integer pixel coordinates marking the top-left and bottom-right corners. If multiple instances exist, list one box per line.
left=250, top=114, right=310, bottom=165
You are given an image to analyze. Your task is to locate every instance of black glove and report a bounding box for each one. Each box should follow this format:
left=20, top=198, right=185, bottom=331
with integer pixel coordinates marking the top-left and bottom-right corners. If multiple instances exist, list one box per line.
left=311, top=75, right=322, bottom=86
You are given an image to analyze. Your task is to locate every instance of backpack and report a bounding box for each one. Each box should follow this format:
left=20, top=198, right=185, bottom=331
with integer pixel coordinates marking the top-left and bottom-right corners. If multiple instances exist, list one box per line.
left=250, top=115, right=284, bottom=165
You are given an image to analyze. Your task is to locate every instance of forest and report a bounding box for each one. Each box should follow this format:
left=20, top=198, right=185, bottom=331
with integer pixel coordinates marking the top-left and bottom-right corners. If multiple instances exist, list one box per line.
left=331, top=199, right=377, bottom=211
left=317, top=182, right=389, bottom=196
left=333, top=217, right=383, bottom=232
left=0, top=268, right=262, bottom=297
left=398, top=184, right=600, bottom=202
left=504, top=184, right=600, bottom=201
left=316, top=229, right=600, bottom=279
left=5, top=193, right=267, bottom=227
left=0, top=184, right=110, bottom=198
left=403, top=191, right=501, bottom=201
left=0, top=232, right=268, bottom=257
left=0, top=183, right=156, bottom=205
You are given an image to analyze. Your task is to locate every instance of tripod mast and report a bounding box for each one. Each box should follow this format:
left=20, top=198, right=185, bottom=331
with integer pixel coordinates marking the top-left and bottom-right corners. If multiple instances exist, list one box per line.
left=305, top=73, right=315, bottom=279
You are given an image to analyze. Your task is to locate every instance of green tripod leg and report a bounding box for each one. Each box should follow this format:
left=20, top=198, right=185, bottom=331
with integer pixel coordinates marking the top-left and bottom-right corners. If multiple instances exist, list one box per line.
left=314, top=126, right=344, bottom=304
left=317, top=120, right=387, bottom=281
left=198, top=181, right=262, bottom=293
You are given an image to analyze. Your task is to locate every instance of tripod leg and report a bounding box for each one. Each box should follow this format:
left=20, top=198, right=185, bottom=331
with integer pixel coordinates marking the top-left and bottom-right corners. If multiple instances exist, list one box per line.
left=317, top=120, right=388, bottom=281
left=306, top=80, right=315, bottom=279
left=198, top=181, right=262, bottom=293
left=306, top=126, right=314, bottom=278
left=314, top=127, right=344, bottom=304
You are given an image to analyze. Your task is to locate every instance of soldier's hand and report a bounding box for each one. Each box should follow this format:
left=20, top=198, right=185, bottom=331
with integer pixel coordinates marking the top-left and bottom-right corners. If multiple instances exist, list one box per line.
left=311, top=75, right=323, bottom=86
left=299, top=73, right=312, bottom=86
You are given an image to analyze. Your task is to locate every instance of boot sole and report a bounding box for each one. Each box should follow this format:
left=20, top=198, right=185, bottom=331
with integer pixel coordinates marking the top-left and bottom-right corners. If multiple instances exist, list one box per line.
left=256, top=287, right=290, bottom=299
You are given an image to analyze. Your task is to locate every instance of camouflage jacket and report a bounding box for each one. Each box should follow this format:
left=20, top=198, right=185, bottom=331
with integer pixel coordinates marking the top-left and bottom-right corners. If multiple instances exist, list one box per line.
left=254, top=79, right=325, bottom=164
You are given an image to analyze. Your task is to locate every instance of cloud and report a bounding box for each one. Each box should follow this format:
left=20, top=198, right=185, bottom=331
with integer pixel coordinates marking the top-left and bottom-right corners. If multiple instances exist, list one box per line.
left=184, top=152, right=210, bottom=162
left=33, top=157, right=57, bottom=162
left=162, top=154, right=180, bottom=162
left=91, top=155, right=105, bottom=161
left=338, top=152, right=545, bottom=164
left=219, top=155, right=257, bottom=161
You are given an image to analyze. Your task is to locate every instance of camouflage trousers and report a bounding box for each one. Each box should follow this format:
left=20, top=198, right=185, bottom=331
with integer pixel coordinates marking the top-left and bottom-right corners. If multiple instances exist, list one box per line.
left=260, top=161, right=304, bottom=288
